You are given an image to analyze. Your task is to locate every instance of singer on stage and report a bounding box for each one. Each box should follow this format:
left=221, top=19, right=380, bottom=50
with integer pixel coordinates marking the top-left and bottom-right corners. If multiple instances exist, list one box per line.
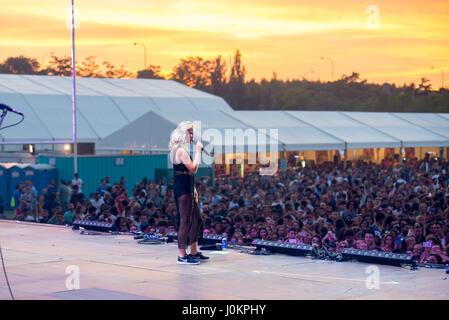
left=169, top=121, right=209, bottom=265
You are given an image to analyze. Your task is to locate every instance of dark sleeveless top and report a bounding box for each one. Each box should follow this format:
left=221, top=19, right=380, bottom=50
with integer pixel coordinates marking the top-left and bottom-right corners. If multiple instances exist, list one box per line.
left=173, top=154, right=194, bottom=198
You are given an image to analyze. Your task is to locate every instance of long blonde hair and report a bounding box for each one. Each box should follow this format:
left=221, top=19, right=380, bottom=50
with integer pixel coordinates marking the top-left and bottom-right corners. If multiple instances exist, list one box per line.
left=168, top=121, right=194, bottom=163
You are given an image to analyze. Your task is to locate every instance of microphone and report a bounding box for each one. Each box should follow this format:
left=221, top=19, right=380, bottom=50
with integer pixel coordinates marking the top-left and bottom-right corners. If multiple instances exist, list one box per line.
left=193, top=139, right=212, bottom=156
left=0, top=103, right=23, bottom=116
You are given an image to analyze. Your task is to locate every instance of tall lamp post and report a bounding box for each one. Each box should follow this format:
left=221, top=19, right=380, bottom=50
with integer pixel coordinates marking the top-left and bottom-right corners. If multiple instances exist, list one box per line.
left=430, top=66, right=445, bottom=89
left=320, top=57, right=334, bottom=81
left=133, top=42, right=147, bottom=69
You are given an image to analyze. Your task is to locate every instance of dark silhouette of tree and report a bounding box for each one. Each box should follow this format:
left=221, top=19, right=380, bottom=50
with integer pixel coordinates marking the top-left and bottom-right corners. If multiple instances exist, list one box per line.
left=45, top=55, right=72, bottom=76
left=137, top=65, right=165, bottom=79
left=103, top=61, right=134, bottom=78
left=416, top=77, right=432, bottom=95
left=170, top=56, right=212, bottom=90
left=228, top=49, right=246, bottom=107
left=0, top=55, right=40, bottom=74
left=76, top=56, right=102, bottom=78
left=210, top=55, right=228, bottom=97
left=0, top=53, right=448, bottom=113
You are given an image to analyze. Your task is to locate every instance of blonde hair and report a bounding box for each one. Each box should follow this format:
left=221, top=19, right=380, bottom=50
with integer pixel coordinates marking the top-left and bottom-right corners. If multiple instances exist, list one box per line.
left=168, top=121, right=194, bottom=163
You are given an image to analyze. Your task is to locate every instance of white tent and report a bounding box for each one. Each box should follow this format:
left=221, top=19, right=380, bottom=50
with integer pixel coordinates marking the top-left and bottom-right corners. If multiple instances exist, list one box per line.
left=95, top=111, right=176, bottom=153
left=286, top=111, right=401, bottom=149
left=344, top=112, right=449, bottom=148
left=152, top=109, right=279, bottom=155
left=0, top=74, right=232, bottom=144
left=1, top=74, right=449, bottom=155
left=392, top=113, right=449, bottom=140
left=223, top=110, right=345, bottom=151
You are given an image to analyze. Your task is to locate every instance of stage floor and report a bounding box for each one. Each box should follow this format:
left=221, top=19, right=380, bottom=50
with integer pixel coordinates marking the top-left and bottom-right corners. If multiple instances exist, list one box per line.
left=0, top=220, right=448, bottom=300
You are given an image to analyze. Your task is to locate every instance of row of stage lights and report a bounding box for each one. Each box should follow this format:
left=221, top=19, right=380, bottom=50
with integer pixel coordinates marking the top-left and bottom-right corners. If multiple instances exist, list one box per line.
left=75, top=227, right=416, bottom=268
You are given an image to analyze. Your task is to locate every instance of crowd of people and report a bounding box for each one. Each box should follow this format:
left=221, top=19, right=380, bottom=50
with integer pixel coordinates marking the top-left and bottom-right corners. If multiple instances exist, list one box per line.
left=8, top=156, right=449, bottom=266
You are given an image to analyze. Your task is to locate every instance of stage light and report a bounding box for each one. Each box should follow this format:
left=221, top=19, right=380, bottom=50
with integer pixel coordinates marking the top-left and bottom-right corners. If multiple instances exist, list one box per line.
left=341, top=248, right=415, bottom=267
left=166, top=231, right=225, bottom=245
left=23, top=144, right=35, bottom=155
left=64, top=144, right=71, bottom=152
left=72, top=220, right=114, bottom=232
left=254, top=240, right=316, bottom=257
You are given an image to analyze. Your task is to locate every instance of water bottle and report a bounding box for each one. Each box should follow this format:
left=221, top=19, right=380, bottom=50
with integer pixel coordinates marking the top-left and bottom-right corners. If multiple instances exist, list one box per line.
left=221, top=235, right=228, bottom=250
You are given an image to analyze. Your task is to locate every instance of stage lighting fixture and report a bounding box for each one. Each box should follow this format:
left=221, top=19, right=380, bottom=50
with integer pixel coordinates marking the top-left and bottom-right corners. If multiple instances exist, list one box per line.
left=254, top=240, right=316, bottom=257
left=341, top=248, right=415, bottom=267
left=166, top=231, right=225, bottom=245
left=72, top=220, right=114, bottom=232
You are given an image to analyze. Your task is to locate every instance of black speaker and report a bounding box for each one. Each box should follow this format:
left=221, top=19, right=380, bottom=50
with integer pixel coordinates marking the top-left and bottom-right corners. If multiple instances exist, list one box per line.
left=253, top=240, right=316, bottom=257
left=341, top=248, right=415, bottom=267
left=72, top=220, right=114, bottom=232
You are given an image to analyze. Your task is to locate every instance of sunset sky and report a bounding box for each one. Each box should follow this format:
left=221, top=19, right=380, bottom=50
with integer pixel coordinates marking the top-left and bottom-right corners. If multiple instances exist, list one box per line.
left=1, top=0, right=448, bottom=87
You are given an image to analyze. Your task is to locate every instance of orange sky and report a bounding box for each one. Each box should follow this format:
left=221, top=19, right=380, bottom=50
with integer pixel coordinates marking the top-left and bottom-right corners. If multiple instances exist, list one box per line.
left=0, top=0, right=448, bottom=87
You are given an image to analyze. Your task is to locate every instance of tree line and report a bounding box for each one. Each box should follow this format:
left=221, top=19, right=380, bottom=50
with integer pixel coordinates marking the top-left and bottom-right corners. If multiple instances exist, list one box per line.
left=0, top=51, right=448, bottom=113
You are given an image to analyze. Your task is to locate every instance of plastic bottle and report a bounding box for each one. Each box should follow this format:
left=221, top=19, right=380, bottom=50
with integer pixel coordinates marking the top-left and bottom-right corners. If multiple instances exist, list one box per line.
left=222, top=235, right=228, bottom=250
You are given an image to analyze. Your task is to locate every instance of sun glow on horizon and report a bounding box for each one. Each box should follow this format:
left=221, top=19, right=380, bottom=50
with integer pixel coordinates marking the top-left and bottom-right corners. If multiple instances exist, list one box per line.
left=0, top=0, right=448, bottom=87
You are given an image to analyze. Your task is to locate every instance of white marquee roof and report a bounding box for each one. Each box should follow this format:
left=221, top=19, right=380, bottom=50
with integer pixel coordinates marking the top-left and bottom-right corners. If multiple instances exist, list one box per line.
left=1, top=74, right=449, bottom=153
left=286, top=111, right=402, bottom=149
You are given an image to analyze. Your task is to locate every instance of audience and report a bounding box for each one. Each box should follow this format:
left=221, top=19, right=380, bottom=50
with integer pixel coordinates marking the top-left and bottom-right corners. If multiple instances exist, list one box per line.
left=5, top=156, right=449, bottom=266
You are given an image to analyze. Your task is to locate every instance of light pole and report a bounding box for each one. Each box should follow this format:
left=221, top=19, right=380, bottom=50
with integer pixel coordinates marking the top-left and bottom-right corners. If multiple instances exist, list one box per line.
left=42, top=50, right=54, bottom=68
left=320, top=57, right=334, bottom=81
left=133, top=42, right=147, bottom=69
left=430, top=66, right=445, bottom=89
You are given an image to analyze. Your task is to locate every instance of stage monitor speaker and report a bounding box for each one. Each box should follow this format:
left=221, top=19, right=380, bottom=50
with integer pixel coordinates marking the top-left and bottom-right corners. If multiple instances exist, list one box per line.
left=254, top=240, right=316, bottom=257
left=72, top=220, right=114, bottom=232
left=341, top=248, right=415, bottom=267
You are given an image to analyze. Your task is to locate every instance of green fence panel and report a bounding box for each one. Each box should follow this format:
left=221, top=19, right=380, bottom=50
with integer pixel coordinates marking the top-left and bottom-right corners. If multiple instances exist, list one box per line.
left=38, top=154, right=168, bottom=197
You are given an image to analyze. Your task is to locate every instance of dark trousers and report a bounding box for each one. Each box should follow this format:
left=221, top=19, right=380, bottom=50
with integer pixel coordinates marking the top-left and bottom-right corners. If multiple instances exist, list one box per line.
left=175, top=193, right=202, bottom=250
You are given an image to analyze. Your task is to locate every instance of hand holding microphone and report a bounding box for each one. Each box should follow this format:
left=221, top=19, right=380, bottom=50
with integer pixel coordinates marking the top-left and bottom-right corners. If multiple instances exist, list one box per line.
left=193, top=140, right=211, bottom=156
left=195, top=140, right=203, bottom=152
